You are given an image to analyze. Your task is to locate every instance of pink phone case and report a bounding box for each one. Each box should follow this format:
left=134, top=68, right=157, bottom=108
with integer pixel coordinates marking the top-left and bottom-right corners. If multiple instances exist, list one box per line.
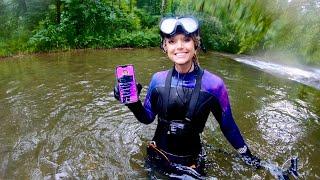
left=115, top=64, right=138, bottom=104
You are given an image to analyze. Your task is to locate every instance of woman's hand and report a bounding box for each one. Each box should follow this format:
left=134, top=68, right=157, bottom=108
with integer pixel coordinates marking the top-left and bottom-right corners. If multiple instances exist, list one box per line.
left=241, top=154, right=261, bottom=169
left=240, top=150, right=261, bottom=169
left=113, top=83, right=142, bottom=102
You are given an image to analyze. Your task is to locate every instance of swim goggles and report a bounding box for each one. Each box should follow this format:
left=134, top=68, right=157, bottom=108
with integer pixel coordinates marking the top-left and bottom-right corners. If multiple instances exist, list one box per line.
left=160, top=17, right=199, bottom=36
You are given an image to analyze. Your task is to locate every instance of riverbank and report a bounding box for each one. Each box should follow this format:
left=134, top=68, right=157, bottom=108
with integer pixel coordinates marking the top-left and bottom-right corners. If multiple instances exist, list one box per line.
left=2, top=47, right=318, bottom=66
left=0, top=47, right=138, bottom=61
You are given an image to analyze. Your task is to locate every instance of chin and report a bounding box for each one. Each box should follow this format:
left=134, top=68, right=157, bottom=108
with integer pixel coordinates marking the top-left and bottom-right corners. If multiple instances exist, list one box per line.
left=173, top=59, right=192, bottom=65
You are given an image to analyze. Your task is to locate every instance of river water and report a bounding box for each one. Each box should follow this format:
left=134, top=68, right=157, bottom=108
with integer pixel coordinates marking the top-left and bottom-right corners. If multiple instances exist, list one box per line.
left=0, top=49, right=319, bottom=179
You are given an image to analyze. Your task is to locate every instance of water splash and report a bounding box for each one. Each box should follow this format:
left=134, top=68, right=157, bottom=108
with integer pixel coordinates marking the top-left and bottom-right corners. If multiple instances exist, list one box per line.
left=233, top=57, right=320, bottom=90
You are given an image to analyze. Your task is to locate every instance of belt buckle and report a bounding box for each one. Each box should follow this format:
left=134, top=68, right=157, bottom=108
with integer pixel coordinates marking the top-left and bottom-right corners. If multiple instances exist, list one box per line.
left=148, top=141, right=156, bottom=147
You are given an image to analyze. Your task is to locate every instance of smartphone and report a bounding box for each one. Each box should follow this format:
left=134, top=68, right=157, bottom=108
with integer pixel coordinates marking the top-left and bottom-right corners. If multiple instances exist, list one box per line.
left=115, top=64, right=139, bottom=104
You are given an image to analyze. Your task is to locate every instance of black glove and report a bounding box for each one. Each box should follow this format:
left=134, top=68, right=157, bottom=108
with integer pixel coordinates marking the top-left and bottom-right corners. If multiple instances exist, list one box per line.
left=240, top=149, right=261, bottom=169
left=136, top=83, right=142, bottom=95
left=113, top=83, right=142, bottom=102
left=113, top=84, right=120, bottom=101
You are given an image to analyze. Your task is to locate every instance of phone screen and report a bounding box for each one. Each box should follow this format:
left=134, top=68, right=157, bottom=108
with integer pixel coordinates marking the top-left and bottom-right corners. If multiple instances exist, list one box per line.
left=115, top=64, right=138, bottom=104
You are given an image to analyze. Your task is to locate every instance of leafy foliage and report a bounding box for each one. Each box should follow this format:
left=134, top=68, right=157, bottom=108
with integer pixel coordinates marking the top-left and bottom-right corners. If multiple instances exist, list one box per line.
left=264, top=0, right=320, bottom=65
left=0, top=0, right=319, bottom=65
left=28, top=0, right=145, bottom=51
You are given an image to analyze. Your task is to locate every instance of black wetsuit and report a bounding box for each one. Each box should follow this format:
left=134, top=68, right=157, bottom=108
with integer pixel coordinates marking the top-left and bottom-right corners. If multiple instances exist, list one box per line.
left=127, top=66, right=249, bottom=170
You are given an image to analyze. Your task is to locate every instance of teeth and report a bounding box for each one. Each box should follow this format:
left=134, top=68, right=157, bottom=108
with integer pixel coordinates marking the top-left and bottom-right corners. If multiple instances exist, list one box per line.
left=175, top=54, right=185, bottom=58
left=175, top=53, right=186, bottom=56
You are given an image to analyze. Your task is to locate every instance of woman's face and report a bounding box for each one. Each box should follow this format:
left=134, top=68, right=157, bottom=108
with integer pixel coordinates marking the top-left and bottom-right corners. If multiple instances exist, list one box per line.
left=164, top=34, right=196, bottom=67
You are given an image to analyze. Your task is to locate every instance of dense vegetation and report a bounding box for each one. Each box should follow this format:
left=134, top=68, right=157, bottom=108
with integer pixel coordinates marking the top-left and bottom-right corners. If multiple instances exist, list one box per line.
left=0, top=0, right=319, bottom=65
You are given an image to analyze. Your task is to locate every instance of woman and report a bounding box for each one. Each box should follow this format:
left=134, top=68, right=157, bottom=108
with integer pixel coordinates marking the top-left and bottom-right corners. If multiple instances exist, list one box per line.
left=114, top=16, right=260, bottom=177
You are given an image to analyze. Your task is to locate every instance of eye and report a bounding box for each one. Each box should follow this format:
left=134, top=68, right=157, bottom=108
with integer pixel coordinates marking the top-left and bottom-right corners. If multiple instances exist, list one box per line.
left=184, top=37, right=192, bottom=42
left=168, top=39, right=175, bottom=44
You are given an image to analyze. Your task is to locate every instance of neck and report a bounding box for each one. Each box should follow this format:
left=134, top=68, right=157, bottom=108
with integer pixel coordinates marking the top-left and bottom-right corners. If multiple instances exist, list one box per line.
left=174, top=61, right=194, bottom=73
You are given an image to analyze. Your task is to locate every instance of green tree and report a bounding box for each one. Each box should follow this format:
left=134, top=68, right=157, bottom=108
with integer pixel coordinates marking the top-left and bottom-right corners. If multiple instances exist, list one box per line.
left=1, top=0, right=319, bottom=66
left=174, top=0, right=278, bottom=53
left=265, top=0, right=320, bottom=65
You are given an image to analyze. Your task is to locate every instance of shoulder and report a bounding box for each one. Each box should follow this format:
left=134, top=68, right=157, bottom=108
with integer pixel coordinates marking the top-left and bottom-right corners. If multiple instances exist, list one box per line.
left=149, top=70, right=169, bottom=89
left=201, top=69, right=230, bottom=110
left=201, top=69, right=226, bottom=93
left=152, top=70, right=169, bottom=80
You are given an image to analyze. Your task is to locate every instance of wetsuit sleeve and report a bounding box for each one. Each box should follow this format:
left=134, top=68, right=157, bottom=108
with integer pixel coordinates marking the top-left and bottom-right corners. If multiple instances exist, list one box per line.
left=211, top=81, right=248, bottom=151
left=126, top=74, right=158, bottom=124
left=126, top=100, right=153, bottom=124
left=213, top=82, right=262, bottom=167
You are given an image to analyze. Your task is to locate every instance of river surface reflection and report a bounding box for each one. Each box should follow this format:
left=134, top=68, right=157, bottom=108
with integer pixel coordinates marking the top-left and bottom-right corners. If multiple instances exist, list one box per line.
left=0, top=49, right=319, bottom=179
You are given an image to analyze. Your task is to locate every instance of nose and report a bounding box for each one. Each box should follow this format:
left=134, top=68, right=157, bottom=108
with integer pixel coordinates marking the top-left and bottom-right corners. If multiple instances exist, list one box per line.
left=177, top=40, right=183, bottom=49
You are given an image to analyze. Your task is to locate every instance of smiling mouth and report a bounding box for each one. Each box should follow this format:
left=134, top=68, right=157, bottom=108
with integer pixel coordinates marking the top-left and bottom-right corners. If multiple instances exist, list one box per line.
left=175, top=52, right=188, bottom=57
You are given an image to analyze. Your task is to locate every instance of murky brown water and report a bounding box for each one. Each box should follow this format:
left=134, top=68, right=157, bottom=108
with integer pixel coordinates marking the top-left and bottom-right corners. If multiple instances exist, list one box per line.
left=0, top=49, right=319, bottom=179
